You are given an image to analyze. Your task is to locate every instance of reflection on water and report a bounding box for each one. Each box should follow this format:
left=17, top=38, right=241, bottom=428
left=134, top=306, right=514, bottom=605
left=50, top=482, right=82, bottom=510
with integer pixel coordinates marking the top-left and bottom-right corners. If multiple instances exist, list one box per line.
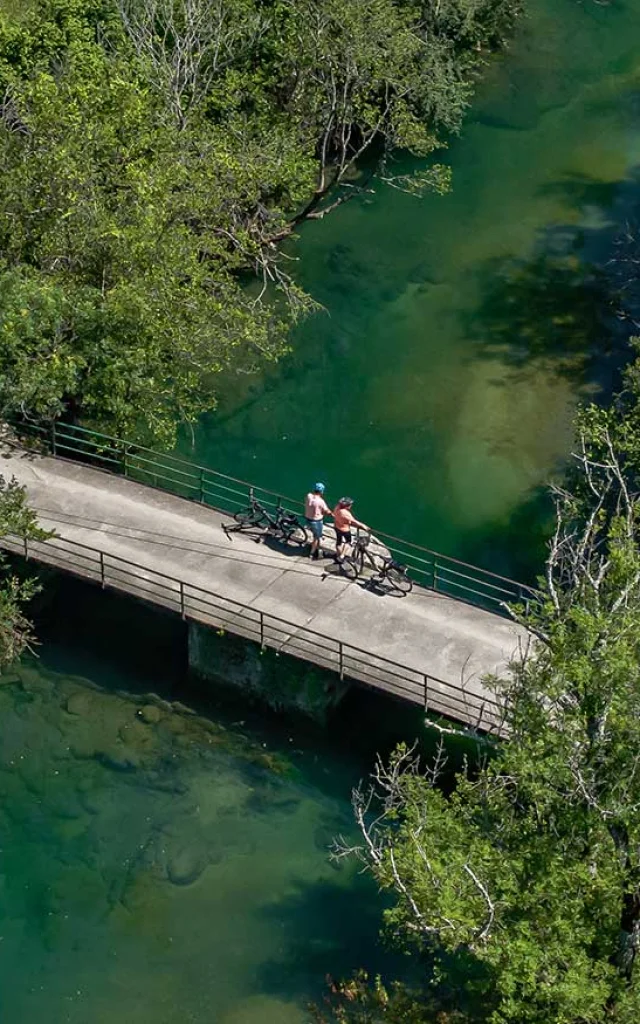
left=189, top=0, right=640, bottom=581
left=0, top=631, right=387, bottom=1024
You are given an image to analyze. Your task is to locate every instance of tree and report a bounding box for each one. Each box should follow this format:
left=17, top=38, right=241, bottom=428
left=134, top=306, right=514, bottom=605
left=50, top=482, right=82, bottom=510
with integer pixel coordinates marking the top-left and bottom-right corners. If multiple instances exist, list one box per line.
left=311, top=969, right=463, bottom=1024
left=333, top=393, right=640, bottom=1022
left=0, top=0, right=521, bottom=444
left=116, top=0, right=270, bottom=131
left=0, top=472, right=51, bottom=669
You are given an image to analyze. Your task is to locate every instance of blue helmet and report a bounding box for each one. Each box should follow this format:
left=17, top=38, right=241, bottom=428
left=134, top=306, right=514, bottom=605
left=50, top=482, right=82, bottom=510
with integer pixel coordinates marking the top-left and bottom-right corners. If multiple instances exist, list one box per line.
left=314, top=482, right=326, bottom=493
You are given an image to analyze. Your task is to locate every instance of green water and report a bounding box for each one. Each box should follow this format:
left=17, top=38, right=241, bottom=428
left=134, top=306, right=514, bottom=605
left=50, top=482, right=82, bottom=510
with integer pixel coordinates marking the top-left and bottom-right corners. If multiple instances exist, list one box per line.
left=190, top=0, right=640, bottom=580
left=0, top=580, right=426, bottom=1023
left=4, top=4, right=640, bottom=1023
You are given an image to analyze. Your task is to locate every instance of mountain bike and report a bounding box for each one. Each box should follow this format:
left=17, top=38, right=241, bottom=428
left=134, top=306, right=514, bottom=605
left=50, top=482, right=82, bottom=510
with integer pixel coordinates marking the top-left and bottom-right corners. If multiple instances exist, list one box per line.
left=223, top=488, right=306, bottom=545
left=339, top=529, right=413, bottom=594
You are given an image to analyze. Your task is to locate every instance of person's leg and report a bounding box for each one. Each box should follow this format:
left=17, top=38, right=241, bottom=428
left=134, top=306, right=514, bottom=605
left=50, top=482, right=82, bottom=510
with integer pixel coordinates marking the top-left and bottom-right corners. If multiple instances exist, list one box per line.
left=342, top=531, right=352, bottom=560
left=335, top=529, right=346, bottom=561
left=309, top=520, right=322, bottom=558
left=334, top=529, right=340, bottom=560
left=314, top=519, right=324, bottom=558
left=306, top=519, right=316, bottom=555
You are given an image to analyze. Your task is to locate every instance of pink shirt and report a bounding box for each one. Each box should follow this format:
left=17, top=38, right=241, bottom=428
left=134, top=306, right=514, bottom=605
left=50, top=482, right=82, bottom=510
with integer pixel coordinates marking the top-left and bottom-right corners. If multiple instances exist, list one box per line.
left=305, top=493, right=330, bottom=520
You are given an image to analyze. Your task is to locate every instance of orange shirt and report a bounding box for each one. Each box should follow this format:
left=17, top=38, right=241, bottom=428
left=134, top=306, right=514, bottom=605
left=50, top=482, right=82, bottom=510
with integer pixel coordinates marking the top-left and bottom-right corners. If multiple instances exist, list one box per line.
left=333, top=506, right=354, bottom=532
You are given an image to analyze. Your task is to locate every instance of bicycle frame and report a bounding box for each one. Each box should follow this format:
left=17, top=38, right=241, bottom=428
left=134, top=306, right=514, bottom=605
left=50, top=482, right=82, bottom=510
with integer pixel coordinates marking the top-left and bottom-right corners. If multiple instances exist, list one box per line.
left=350, top=533, right=381, bottom=574
left=224, top=488, right=301, bottom=540
left=342, top=530, right=412, bottom=592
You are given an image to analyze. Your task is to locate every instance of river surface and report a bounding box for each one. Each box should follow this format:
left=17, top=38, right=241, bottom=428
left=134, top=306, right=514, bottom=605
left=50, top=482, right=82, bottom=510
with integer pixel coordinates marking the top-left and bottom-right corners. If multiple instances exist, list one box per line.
left=0, top=580, right=430, bottom=1024
left=189, top=0, right=640, bottom=581
left=4, top=4, right=640, bottom=1024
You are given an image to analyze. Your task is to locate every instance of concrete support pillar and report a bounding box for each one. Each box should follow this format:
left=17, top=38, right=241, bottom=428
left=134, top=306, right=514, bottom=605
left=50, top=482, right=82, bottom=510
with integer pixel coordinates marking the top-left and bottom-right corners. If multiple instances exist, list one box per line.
left=188, top=622, right=350, bottom=723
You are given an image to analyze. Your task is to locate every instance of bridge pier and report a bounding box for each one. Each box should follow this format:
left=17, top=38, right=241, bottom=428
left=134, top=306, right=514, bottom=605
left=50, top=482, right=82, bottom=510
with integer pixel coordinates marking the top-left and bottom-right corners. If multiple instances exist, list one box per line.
left=188, top=622, right=350, bottom=723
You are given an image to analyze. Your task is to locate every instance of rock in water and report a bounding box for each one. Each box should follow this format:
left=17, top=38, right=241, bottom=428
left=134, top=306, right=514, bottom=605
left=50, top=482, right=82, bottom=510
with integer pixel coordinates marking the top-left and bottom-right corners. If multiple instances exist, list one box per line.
left=138, top=704, right=161, bottom=725
left=95, top=745, right=140, bottom=772
left=66, top=692, right=92, bottom=716
left=166, top=843, right=208, bottom=886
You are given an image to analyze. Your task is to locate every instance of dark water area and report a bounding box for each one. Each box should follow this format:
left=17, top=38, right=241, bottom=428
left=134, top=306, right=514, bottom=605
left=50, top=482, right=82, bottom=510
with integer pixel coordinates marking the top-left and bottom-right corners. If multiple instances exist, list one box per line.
left=0, top=577, right=455, bottom=1024
left=187, top=0, right=640, bottom=583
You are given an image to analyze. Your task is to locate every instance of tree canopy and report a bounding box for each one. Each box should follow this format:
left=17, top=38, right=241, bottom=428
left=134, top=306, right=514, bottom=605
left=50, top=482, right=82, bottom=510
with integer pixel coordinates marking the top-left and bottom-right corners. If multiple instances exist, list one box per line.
left=323, top=352, right=640, bottom=1023
left=0, top=0, right=521, bottom=445
left=0, top=470, right=50, bottom=669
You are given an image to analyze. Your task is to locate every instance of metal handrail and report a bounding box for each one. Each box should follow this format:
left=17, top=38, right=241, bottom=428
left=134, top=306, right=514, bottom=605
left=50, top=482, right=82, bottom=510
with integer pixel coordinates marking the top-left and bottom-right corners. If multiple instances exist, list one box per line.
left=5, top=530, right=505, bottom=733
left=9, top=418, right=539, bottom=615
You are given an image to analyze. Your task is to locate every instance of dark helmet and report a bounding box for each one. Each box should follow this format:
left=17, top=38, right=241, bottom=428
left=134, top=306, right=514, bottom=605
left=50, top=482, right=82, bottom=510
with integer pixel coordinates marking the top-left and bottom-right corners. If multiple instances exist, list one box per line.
left=338, top=496, right=354, bottom=508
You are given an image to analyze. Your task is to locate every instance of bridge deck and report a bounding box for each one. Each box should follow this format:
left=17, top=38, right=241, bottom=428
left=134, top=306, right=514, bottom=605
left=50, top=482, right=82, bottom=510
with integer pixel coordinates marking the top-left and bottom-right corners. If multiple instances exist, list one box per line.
left=0, top=446, right=527, bottom=731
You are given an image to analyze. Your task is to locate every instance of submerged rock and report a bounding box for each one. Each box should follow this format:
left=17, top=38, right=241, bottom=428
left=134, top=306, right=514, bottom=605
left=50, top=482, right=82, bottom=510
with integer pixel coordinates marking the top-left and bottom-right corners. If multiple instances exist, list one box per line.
left=95, top=745, right=140, bottom=772
left=171, top=701, right=196, bottom=716
left=138, top=704, right=161, bottom=725
left=165, top=843, right=209, bottom=886
left=65, top=692, right=93, bottom=716
left=0, top=672, right=21, bottom=687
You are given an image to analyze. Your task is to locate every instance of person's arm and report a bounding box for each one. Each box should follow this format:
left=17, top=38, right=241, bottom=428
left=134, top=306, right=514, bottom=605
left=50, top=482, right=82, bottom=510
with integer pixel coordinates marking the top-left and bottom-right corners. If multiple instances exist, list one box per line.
left=352, top=517, right=368, bottom=531
left=323, top=501, right=334, bottom=517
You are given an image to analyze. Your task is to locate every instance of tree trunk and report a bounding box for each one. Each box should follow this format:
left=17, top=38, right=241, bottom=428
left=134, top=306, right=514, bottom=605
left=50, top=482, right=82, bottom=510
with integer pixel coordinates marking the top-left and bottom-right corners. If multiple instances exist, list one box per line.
left=615, top=889, right=640, bottom=982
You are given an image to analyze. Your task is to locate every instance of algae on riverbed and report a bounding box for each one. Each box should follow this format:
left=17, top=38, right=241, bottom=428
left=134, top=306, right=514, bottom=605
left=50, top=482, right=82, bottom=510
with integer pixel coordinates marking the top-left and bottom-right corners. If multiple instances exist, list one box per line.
left=0, top=656, right=379, bottom=1023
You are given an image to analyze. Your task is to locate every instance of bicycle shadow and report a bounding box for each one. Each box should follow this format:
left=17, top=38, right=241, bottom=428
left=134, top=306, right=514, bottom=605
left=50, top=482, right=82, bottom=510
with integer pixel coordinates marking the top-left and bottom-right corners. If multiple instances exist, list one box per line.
left=222, top=524, right=310, bottom=559
left=320, top=560, right=411, bottom=598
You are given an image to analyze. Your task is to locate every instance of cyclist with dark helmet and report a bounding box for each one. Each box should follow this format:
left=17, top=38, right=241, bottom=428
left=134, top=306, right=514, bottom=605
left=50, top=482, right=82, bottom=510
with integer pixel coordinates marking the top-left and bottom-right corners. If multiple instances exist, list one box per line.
left=333, top=497, right=368, bottom=562
left=304, top=482, right=333, bottom=560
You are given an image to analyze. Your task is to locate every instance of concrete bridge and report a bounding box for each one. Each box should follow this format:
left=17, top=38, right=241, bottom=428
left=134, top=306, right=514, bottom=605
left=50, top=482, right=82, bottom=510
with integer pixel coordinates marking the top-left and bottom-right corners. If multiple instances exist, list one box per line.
left=0, top=437, right=530, bottom=732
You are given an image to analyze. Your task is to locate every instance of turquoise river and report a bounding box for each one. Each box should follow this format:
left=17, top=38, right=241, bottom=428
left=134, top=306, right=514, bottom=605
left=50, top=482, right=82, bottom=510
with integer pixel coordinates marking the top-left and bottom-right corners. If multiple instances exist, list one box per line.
left=191, top=0, right=640, bottom=581
left=3, top=1, right=640, bottom=1022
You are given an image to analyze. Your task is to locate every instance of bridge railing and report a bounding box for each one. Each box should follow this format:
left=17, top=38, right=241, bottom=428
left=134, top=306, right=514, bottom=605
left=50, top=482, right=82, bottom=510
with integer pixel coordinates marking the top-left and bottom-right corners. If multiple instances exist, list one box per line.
left=1, top=530, right=507, bottom=735
left=11, top=419, right=538, bottom=616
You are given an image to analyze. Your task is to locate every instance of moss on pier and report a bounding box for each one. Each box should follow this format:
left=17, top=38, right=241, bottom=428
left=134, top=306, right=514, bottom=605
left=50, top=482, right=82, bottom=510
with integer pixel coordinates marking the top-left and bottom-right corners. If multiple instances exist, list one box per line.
left=188, top=624, right=349, bottom=723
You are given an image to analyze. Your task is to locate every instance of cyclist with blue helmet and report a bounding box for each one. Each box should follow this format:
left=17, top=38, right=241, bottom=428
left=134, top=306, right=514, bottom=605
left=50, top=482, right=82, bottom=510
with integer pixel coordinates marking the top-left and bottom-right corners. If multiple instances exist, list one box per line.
left=304, top=482, right=333, bottom=560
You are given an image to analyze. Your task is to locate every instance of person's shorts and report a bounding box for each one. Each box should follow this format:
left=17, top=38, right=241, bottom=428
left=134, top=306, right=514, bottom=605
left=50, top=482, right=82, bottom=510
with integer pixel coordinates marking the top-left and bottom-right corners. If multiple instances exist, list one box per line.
left=335, top=528, right=352, bottom=546
left=306, top=518, right=324, bottom=540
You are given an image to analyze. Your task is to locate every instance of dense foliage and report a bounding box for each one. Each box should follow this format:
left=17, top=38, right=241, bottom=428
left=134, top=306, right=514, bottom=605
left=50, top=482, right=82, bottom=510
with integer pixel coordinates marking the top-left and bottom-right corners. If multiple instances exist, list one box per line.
left=0, top=471, right=50, bottom=668
left=320, top=353, right=640, bottom=1023
left=0, top=0, right=521, bottom=444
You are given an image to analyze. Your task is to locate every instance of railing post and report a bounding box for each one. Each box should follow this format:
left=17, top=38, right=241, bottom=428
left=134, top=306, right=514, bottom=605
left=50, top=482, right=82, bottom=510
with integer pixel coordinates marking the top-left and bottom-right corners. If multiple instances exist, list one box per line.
left=23, top=536, right=28, bottom=560
left=199, top=467, right=205, bottom=503
left=180, top=580, right=186, bottom=620
left=50, top=421, right=57, bottom=457
left=424, top=673, right=429, bottom=710
left=339, top=641, right=344, bottom=680
left=100, top=551, right=105, bottom=588
left=260, top=610, right=265, bottom=649
left=433, top=557, right=439, bottom=591
left=123, top=443, right=129, bottom=478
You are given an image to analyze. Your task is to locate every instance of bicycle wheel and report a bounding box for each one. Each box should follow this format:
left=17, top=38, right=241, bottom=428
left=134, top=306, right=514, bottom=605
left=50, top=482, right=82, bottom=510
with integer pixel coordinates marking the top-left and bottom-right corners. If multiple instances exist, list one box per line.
left=284, top=524, right=308, bottom=546
left=232, top=508, right=264, bottom=529
left=339, top=554, right=360, bottom=580
left=384, top=564, right=413, bottom=594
